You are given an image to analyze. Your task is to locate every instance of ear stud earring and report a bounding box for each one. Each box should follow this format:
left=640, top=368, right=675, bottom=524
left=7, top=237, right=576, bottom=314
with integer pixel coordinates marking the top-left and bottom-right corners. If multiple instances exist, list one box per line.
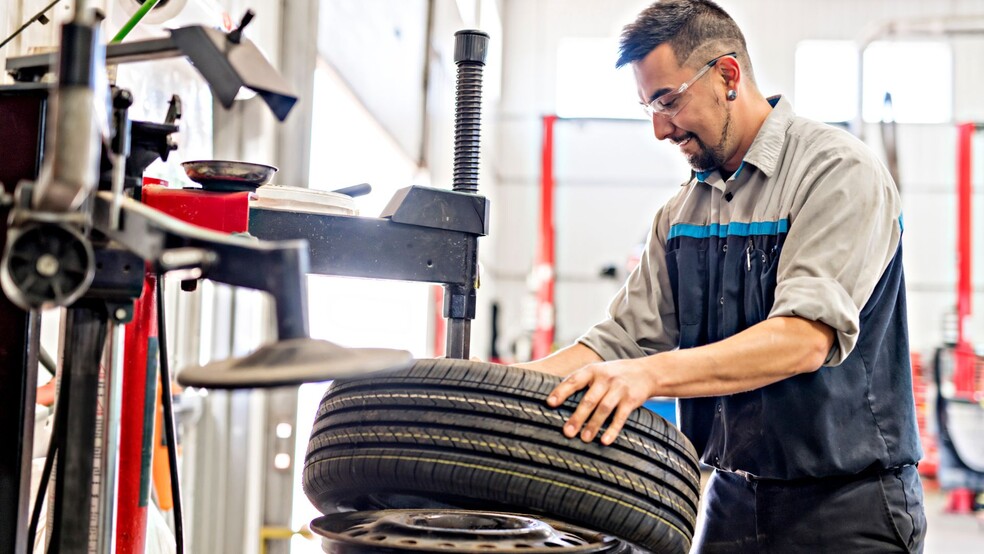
left=726, top=89, right=737, bottom=101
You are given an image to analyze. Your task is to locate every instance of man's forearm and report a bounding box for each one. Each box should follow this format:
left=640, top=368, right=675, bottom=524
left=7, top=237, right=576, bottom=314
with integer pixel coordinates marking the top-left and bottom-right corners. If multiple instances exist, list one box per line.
left=543, top=316, right=835, bottom=445
left=647, top=316, right=835, bottom=398
left=514, top=342, right=603, bottom=377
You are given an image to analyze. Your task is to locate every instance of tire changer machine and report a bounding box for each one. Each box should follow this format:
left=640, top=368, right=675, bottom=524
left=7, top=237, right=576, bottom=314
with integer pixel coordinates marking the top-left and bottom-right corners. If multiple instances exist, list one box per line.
left=0, top=2, right=495, bottom=552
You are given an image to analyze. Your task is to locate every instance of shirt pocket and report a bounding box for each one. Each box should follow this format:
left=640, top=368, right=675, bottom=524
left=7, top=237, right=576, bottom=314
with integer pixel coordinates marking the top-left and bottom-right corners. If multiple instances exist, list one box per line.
left=742, top=241, right=780, bottom=325
left=666, top=247, right=708, bottom=348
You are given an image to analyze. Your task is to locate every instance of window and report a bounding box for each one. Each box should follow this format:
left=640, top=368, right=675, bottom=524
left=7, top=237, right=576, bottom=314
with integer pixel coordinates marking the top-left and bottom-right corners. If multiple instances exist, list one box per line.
left=795, top=39, right=952, bottom=124
left=861, top=41, right=952, bottom=124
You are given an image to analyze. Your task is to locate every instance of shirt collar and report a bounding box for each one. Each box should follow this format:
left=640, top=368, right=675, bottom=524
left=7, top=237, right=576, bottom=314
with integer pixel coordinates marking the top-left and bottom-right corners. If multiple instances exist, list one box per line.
left=695, top=168, right=714, bottom=182
left=689, top=95, right=794, bottom=185
left=741, top=95, right=795, bottom=178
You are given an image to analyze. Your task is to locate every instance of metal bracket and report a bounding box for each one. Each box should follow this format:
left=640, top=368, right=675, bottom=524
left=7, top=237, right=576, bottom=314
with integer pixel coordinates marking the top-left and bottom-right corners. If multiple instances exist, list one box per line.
left=93, top=192, right=310, bottom=340
left=249, top=208, right=478, bottom=285
left=6, top=26, right=298, bottom=121
left=380, top=186, right=490, bottom=236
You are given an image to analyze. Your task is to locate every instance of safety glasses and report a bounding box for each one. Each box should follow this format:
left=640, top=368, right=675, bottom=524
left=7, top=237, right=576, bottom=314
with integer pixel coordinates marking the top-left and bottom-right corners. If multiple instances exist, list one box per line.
left=641, top=51, right=737, bottom=118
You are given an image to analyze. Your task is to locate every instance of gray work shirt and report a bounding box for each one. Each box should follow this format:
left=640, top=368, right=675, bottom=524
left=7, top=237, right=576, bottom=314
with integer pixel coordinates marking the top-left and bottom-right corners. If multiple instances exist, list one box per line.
left=578, top=96, right=921, bottom=479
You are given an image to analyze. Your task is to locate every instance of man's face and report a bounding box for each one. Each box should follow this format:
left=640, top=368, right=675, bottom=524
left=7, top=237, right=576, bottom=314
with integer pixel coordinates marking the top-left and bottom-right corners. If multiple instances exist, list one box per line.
left=633, top=44, right=735, bottom=171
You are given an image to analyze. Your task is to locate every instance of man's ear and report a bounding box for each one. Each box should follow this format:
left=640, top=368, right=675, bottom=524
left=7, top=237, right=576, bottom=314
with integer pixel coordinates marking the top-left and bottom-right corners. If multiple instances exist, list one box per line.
left=717, top=55, right=741, bottom=92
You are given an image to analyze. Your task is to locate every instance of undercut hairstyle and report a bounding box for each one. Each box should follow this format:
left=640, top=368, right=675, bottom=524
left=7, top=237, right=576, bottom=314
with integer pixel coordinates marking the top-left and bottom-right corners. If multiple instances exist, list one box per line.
left=616, top=0, right=755, bottom=84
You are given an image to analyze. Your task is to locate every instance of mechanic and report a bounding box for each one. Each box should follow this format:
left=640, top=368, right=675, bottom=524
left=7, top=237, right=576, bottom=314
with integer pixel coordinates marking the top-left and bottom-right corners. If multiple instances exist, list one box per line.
left=517, top=1, right=926, bottom=551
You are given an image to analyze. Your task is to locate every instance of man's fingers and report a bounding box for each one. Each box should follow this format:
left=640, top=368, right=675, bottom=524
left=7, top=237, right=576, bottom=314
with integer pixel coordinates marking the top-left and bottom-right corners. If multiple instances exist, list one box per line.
left=543, top=363, right=639, bottom=444
left=541, top=359, right=647, bottom=446
left=546, top=370, right=591, bottom=407
left=563, top=381, right=610, bottom=439
left=581, top=388, right=624, bottom=442
left=601, top=404, right=635, bottom=445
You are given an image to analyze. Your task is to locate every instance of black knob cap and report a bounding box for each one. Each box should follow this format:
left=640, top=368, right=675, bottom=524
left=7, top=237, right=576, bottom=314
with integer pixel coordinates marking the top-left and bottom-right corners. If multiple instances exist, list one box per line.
left=454, top=29, right=489, bottom=64
left=113, top=88, right=134, bottom=109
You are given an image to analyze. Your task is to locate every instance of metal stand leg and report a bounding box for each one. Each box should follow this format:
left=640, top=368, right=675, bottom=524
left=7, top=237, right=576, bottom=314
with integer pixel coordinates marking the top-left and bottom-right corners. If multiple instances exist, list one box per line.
left=446, top=318, right=472, bottom=360
left=50, top=304, right=108, bottom=554
left=444, top=282, right=478, bottom=360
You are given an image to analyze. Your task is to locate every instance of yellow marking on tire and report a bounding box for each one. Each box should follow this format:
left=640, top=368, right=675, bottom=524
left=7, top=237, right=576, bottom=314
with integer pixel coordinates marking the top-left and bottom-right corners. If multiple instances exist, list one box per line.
left=322, top=392, right=698, bottom=481
left=314, top=431, right=693, bottom=516
left=310, top=453, right=691, bottom=544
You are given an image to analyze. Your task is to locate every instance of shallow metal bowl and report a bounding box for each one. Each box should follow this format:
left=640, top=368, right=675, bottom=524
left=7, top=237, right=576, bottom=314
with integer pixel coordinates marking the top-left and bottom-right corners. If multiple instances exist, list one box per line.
left=181, top=160, right=278, bottom=191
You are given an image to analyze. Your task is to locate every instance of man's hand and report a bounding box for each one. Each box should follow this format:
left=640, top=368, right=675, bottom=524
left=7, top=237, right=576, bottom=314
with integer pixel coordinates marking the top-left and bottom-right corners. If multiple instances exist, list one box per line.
left=546, top=358, right=656, bottom=446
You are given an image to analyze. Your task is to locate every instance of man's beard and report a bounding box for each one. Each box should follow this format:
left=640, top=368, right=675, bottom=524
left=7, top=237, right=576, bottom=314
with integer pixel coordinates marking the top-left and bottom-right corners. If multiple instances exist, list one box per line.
left=685, top=110, right=733, bottom=171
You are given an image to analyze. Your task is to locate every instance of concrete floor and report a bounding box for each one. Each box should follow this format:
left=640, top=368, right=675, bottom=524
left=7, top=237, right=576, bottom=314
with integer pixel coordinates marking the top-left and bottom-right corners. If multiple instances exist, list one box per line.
left=923, top=485, right=983, bottom=553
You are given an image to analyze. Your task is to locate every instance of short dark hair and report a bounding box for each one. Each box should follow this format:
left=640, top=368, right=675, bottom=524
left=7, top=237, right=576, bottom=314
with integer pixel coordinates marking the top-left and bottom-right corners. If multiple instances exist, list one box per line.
left=616, top=0, right=754, bottom=82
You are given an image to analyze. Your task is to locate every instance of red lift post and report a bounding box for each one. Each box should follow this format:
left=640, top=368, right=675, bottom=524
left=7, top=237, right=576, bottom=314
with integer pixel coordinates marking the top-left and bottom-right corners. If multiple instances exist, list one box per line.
left=533, top=115, right=558, bottom=360
left=954, top=123, right=977, bottom=400
left=941, top=123, right=983, bottom=515
left=115, top=272, right=158, bottom=554
left=114, top=183, right=252, bottom=552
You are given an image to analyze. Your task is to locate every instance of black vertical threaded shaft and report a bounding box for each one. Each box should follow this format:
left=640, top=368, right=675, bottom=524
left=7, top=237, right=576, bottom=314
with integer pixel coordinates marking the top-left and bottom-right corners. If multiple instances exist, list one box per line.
left=452, top=30, right=489, bottom=194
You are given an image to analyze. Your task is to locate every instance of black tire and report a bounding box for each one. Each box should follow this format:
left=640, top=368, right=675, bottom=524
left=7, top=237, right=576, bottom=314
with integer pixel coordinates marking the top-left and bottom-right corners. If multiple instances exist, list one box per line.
left=302, top=359, right=701, bottom=553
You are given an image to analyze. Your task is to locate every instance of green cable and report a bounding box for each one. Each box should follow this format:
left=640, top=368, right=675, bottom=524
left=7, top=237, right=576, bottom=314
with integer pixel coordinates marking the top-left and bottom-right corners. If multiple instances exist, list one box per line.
left=110, top=0, right=161, bottom=43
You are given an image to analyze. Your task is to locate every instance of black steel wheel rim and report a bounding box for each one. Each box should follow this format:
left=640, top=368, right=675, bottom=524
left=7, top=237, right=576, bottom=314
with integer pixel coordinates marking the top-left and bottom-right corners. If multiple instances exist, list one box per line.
left=311, top=510, right=639, bottom=553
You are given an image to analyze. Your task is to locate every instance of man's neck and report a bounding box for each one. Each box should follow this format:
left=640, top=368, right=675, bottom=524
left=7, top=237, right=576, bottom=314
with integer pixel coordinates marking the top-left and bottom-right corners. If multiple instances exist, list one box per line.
left=721, top=92, right=774, bottom=173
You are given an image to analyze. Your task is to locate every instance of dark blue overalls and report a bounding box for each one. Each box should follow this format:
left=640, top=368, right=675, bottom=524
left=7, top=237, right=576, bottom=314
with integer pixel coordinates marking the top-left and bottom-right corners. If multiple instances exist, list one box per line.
left=665, top=211, right=925, bottom=552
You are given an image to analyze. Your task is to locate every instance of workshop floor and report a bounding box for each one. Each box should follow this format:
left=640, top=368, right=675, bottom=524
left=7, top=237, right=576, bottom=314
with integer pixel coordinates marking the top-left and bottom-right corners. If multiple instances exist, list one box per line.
left=923, top=483, right=983, bottom=553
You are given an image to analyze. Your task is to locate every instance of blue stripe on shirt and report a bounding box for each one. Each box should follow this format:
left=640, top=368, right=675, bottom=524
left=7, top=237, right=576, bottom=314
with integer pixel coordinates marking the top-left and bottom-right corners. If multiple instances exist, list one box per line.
left=668, top=219, right=789, bottom=240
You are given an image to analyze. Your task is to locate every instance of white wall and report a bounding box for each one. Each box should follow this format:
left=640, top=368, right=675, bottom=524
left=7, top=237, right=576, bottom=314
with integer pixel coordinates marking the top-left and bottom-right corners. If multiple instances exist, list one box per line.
left=493, top=0, right=984, bottom=358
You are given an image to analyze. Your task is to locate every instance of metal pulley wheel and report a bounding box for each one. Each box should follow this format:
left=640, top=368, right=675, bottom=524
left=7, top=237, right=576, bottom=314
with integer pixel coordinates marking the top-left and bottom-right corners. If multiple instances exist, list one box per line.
left=311, top=510, right=644, bottom=553
left=0, top=222, right=95, bottom=310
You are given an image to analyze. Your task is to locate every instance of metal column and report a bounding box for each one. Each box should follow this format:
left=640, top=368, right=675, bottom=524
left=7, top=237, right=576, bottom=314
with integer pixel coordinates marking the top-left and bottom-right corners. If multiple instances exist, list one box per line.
left=49, top=305, right=109, bottom=554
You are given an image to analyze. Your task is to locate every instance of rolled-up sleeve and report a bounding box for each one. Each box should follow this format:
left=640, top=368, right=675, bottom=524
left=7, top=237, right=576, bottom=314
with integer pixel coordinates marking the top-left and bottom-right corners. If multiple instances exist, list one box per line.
left=769, top=150, right=902, bottom=366
left=578, top=206, right=680, bottom=361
